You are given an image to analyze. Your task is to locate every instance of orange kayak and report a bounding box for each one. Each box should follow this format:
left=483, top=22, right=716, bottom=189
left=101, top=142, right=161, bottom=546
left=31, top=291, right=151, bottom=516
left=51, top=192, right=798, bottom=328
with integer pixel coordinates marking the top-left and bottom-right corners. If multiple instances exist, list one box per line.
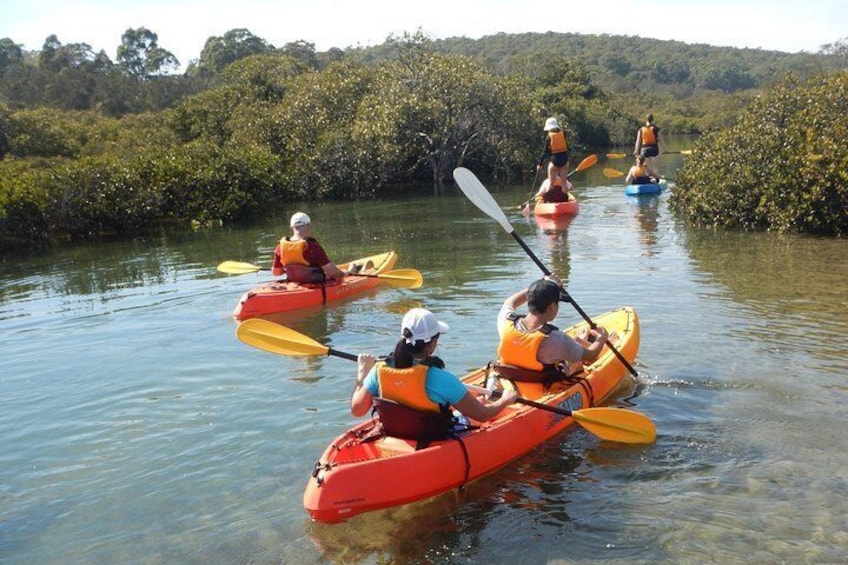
left=303, top=307, right=639, bottom=523
left=232, top=251, right=398, bottom=320
left=533, top=195, right=579, bottom=217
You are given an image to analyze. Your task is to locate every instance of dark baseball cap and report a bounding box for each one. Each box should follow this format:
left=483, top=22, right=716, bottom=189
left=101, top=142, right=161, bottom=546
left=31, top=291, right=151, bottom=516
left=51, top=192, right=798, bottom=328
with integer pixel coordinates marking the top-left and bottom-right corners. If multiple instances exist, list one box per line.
left=527, top=279, right=561, bottom=312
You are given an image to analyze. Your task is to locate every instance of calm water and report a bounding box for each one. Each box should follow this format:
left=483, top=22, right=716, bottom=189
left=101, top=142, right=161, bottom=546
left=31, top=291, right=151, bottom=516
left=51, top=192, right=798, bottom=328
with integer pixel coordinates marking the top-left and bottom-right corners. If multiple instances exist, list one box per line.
left=2, top=157, right=847, bottom=564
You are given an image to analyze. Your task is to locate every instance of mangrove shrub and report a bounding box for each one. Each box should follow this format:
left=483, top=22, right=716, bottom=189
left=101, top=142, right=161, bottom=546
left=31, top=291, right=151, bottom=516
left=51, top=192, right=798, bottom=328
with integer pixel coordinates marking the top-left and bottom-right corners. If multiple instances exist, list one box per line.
left=670, top=72, right=848, bottom=235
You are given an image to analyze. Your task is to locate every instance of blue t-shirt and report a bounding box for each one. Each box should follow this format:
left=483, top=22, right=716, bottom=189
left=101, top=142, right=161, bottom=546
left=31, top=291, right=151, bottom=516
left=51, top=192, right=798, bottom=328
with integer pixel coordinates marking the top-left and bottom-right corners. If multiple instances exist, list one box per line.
left=363, top=363, right=468, bottom=406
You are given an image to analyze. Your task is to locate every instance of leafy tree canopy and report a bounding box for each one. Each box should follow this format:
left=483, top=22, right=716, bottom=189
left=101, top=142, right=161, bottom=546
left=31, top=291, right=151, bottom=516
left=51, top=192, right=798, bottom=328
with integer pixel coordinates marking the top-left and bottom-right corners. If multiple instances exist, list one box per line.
left=670, top=71, right=848, bottom=235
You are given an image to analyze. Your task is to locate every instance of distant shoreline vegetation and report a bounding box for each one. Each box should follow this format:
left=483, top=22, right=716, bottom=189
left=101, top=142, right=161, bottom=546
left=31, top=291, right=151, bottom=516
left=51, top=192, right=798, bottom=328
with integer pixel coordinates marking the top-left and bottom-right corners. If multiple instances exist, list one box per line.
left=1, top=30, right=846, bottom=252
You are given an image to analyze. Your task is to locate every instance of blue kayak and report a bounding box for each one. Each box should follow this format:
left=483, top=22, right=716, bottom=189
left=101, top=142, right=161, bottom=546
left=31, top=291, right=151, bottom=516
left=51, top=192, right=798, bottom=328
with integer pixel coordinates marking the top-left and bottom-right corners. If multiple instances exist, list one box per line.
left=625, top=179, right=667, bottom=196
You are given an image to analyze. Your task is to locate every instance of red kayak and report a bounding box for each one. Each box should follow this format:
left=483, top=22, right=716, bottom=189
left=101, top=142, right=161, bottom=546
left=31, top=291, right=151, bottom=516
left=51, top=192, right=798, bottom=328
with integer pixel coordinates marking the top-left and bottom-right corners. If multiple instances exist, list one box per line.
left=232, top=251, right=398, bottom=320
left=532, top=180, right=579, bottom=217
left=533, top=197, right=579, bottom=217
left=303, top=307, right=642, bottom=523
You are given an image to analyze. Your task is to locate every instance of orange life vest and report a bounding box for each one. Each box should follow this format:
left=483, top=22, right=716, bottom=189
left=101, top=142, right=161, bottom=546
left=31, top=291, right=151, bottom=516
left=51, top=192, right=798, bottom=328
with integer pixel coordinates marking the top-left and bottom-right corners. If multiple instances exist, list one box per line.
left=376, top=363, right=441, bottom=412
left=549, top=130, right=568, bottom=154
left=641, top=125, right=657, bottom=146
left=497, top=313, right=557, bottom=371
left=280, top=238, right=309, bottom=266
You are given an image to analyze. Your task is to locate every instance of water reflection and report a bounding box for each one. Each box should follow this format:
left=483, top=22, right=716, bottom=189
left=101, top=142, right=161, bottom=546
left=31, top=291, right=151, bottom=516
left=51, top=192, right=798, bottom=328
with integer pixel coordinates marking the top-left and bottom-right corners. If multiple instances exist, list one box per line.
left=532, top=213, right=575, bottom=235
left=678, top=226, right=848, bottom=373
left=628, top=194, right=660, bottom=251
left=306, top=433, right=590, bottom=564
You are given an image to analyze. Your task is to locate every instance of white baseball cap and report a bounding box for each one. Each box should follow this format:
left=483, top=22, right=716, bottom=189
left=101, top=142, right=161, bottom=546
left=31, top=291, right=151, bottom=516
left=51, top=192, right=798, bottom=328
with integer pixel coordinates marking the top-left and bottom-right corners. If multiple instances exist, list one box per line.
left=544, top=117, right=560, bottom=131
left=290, top=212, right=311, bottom=227
left=401, top=308, right=449, bottom=344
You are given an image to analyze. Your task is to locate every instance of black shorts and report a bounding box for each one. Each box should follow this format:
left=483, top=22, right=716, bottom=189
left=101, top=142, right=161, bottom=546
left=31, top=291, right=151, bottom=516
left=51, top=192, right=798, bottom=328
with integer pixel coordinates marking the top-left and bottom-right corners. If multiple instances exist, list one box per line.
left=641, top=145, right=659, bottom=158
left=550, top=152, right=569, bottom=168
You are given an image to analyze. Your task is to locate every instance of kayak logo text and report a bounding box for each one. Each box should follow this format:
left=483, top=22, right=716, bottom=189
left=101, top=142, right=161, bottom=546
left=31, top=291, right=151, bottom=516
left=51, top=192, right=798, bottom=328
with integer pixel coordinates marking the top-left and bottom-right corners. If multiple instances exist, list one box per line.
left=545, top=392, right=583, bottom=431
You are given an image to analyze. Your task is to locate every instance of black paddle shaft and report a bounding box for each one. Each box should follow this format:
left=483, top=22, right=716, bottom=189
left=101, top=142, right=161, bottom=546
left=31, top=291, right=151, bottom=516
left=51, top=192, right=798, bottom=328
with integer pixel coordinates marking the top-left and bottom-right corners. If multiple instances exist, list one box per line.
left=508, top=231, right=640, bottom=378
left=488, top=388, right=574, bottom=417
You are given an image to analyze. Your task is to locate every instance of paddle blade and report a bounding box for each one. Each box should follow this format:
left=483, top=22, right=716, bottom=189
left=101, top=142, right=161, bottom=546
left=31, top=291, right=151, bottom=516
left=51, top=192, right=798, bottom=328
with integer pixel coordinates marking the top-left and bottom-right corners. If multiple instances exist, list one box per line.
left=603, top=168, right=626, bottom=178
left=606, top=153, right=627, bottom=159
left=680, top=149, right=693, bottom=155
left=572, top=407, right=657, bottom=444
left=452, top=167, right=515, bottom=234
left=572, top=153, right=598, bottom=174
left=218, top=260, right=264, bottom=275
left=377, top=268, right=424, bottom=289
left=236, top=318, right=330, bottom=357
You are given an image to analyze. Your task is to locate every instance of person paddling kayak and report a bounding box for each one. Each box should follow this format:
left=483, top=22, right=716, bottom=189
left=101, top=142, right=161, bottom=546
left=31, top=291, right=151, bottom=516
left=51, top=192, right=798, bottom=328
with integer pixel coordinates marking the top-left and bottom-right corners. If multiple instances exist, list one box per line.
left=351, top=308, right=517, bottom=441
left=271, top=212, right=354, bottom=282
left=496, top=276, right=612, bottom=380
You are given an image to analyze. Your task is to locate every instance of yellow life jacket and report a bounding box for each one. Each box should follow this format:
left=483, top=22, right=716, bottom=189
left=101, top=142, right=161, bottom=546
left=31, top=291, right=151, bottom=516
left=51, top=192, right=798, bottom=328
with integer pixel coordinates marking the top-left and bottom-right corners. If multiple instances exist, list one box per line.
left=376, top=363, right=441, bottom=413
left=280, top=238, right=309, bottom=266
left=497, top=313, right=556, bottom=371
left=641, top=125, right=657, bottom=146
left=549, top=130, right=568, bottom=154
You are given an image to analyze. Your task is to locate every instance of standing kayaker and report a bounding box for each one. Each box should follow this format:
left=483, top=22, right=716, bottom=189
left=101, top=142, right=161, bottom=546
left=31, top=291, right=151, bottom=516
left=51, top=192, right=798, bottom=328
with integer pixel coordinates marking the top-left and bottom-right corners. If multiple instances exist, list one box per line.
left=497, top=276, right=611, bottom=378
left=271, top=212, right=349, bottom=282
left=537, top=117, right=570, bottom=189
left=351, top=308, right=517, bottom=439
left=633, top=113, right=663, bottom=180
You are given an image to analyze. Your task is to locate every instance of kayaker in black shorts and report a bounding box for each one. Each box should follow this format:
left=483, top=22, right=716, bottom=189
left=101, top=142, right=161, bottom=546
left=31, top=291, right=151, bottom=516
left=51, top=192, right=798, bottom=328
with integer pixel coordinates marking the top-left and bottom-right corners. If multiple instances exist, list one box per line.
left=634, top=113, right=663, bottom=179
left=537, top=117, right=570, bottom=189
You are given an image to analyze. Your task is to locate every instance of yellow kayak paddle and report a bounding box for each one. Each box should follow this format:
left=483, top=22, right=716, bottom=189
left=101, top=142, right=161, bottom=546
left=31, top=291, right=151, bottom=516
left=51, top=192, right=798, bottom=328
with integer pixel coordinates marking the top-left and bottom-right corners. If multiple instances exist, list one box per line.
left=216, top=261, right=423, bottom=289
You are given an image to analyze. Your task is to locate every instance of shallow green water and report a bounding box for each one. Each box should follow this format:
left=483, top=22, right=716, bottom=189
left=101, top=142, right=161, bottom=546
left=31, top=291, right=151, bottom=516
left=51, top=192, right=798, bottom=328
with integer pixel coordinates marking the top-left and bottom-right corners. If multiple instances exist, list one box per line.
left=2, top=157, right=847, bottom=564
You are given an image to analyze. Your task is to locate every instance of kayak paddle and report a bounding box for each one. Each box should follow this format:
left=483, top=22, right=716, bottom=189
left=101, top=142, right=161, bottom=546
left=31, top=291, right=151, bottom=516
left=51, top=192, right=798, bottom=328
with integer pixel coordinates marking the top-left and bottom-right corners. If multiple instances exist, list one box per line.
left=452, top=166, right=640, bottom=379
left=603, top=167, right=627, bottom=178
left=606, top=153, right=628, bottom=159
left=216, top=261, right=423, bottom=289
left=519, top=154, right=598, bottom=214
left=518, top=167, right=542, bottom=216
left=465, top=384, right=656, bottom=444
left=236, top=318, right=657, bottom=444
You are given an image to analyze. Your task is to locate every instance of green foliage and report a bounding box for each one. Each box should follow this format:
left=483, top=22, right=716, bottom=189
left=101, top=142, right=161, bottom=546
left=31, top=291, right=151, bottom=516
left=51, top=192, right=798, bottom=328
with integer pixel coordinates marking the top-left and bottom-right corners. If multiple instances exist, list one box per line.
left=670, top=72, right=848, bottom=235
left=0, top=37, right=24, bottom=74
left=191, top=28, right=272, bottom=78
left=116, top=27, right=179, bottom=80
left=219, top=53, right=305, bottom=101
left=2, top=29, right=846, bottom=250
left=6, top=108, right=89, bottom=158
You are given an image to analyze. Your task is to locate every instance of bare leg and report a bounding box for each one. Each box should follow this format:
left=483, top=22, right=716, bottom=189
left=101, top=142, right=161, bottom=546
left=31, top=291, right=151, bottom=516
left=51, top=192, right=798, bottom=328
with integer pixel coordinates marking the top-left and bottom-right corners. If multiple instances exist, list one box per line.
left=547, top=163, right=569, bottom=185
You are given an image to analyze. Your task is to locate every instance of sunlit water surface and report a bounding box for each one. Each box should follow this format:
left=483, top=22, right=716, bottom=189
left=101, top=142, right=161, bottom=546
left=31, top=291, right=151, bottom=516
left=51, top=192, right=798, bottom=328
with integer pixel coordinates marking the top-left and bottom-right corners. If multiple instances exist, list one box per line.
left=2, top=160, right=847, bottom=564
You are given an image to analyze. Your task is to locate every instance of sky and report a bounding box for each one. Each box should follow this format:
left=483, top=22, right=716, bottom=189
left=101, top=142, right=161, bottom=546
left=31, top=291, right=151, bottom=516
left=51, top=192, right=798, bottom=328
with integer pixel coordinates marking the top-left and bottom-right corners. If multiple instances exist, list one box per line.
left=1, top=0, right=846, bottom=71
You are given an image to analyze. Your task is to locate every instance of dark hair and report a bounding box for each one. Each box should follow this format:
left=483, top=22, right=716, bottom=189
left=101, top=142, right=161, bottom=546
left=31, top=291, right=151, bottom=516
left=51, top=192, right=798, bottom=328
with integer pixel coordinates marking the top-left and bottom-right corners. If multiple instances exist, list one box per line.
left=392, top=334, right=438, bottom=369
left=646, top=113, right=654, bottom=122
left=636, top=155, right=646, bottom=165
left=527, top=279, right=561, bottom=314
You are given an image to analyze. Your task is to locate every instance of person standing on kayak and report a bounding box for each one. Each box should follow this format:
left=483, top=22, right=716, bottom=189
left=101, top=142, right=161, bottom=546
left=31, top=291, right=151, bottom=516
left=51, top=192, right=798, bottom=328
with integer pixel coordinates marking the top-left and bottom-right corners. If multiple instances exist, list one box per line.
left=537, top=117, right=570, bottom=189
left=271, top=212, right=349, bottom=282
left=351, top=308, right=517, bottom=437
left=497, top=276, right=610, bottom=378
left=633, top=113, right=663, bottom=180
